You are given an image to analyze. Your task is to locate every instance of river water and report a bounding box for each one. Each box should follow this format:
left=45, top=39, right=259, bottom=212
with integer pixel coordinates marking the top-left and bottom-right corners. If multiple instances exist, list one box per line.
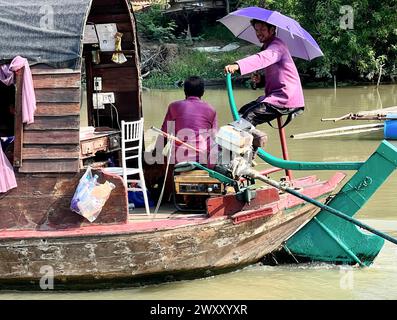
left=2, top=84, right=397, bottom=300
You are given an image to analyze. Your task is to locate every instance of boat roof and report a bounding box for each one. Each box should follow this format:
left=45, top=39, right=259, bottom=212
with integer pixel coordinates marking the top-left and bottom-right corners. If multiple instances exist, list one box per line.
left=0, top=0, right=93, bottom=69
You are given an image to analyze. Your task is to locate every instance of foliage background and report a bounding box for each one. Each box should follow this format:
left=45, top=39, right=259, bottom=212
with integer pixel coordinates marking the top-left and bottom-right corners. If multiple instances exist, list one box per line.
left=136, top=0, right=397, bottom=87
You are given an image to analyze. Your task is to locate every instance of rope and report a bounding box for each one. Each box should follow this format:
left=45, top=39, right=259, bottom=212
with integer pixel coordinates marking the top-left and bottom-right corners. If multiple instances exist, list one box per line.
left=153, top=140, right=174, bottom=214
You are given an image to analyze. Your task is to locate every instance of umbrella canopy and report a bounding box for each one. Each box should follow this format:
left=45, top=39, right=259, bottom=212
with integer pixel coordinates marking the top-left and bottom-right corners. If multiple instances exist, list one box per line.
left=218, top=7, right=323, bottom=61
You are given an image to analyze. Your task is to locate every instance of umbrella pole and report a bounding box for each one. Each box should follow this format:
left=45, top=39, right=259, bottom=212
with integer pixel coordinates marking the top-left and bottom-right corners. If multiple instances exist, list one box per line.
left=277, top=117, right=293, bottom=180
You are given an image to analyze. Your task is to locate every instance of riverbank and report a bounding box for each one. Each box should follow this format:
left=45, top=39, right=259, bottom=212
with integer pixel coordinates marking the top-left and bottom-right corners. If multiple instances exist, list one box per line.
left=140, top=38, right=256, bottom=88
left=141, top=39, right=396, bottom=89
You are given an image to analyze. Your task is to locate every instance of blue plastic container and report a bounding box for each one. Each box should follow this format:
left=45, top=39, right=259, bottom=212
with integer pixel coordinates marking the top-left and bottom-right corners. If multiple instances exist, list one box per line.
left=384, top=113, right=397, bottom=140
left=128, top=190, right=154, bottom=208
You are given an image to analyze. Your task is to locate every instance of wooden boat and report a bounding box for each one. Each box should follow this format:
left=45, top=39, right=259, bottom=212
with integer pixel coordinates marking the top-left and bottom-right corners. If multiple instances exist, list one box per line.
left=0, top=0, right=346, bottom=289
left=0, top=172, right=345, bottom=289
left=0, top=0, right=396, bottom=290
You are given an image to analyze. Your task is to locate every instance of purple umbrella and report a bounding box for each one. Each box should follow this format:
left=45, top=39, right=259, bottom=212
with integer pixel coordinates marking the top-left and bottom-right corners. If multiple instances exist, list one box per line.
left=218, top=7, right=323, bottom=61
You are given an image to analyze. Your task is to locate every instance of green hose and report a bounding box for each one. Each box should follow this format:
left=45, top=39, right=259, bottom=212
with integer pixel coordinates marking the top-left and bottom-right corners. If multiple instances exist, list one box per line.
left=225, top=73, right=364, bottom=171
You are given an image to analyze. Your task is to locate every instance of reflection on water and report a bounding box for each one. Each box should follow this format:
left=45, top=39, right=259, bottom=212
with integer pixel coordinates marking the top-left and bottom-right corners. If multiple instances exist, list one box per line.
left=4, top=84, right=397, bottom=299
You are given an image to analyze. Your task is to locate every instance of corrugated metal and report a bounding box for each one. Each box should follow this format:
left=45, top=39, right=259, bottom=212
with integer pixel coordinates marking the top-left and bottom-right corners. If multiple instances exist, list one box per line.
left=0, top=0, right=93, bottom=69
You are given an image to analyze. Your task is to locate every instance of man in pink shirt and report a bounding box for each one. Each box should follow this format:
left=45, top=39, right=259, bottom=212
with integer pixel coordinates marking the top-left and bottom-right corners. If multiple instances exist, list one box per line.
left=161, top=76, right=218, bottom=165
left=151, top=76, right=217, bottom=204
left=224, top=19, right=304, bottom=127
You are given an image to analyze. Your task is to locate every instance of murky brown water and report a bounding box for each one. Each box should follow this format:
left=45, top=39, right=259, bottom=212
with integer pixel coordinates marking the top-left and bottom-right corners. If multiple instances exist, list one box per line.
left=2, top=84, right=397, bottom=299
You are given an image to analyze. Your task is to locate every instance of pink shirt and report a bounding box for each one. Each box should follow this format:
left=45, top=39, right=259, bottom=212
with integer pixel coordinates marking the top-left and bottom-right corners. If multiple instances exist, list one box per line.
left=0, top=148, right=17, bottom=193
left=237, top=37, right=304, bottom=108
left=161, top=96, right=218, bottom=164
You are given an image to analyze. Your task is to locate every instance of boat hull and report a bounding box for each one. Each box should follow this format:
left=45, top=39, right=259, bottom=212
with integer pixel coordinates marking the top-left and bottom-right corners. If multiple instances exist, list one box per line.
left=0, top=203, right=320, bottom=290
left=0, top=173, right=345, bottom=289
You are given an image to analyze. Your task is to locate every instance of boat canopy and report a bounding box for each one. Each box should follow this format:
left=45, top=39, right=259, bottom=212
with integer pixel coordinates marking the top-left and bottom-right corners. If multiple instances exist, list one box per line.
left=0, top=0, right=93, bottom=69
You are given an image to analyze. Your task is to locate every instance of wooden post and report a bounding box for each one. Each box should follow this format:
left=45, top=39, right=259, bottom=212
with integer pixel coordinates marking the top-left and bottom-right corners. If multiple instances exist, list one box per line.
left=85, top=52, right=94, bottom=127
left=377, top=64, right=383, bottom=87
left=277, top=117, right=292, bottom=180
left=333, top=75, right=337, bottom=91
left=13, top=67, right=24, bottom=168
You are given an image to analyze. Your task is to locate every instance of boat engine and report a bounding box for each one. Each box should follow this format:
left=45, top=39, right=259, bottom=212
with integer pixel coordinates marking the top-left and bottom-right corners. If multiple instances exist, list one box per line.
left=172, top=119, right=267, bottom=211
left=214, top=118, right=268, bottom=180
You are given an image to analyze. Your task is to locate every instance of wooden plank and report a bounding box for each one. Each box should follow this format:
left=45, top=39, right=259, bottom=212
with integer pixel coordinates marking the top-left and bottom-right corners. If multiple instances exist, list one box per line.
left=93, top=0, right=124, bottom=6
left=116, top=22, right=133, bottom=32
left=25, top=116, right=80, bottom=130
left=31, top=67, right=80, bottom=75
left=121, top=31, right=134, bottom=44
left=91, top=59, right=136, bottom=69
left=93, top=67, right=138, bottom=92
left=115, top=91, right=141, bottom=120
left=89, top=5, right=125, bottom=15
left=24, top=130, right=79, bottom=144
left=291, top=123, right=384, bottom=139
left=23, top=145, right=80, bottom=160
left=18, top=159, right=80, bottom=173
left=33, top=73, right=80, bottom=89
left=35, top=103, right=80, bottom=116
left=88, top=14, right=131, bottom=24
left=0, top=170, right=127, bottom=230
left=85, top=49, right=95, bottom=126
left=13, top=68, right=24, bottom=168
left=35, top=88, right=80, bottom=103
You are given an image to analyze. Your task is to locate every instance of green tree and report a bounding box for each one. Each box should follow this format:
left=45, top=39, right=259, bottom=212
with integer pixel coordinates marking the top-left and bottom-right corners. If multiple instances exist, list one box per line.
left=238, top=0, right=397, bottom=82
left=135, top=4, right=176, bottom=42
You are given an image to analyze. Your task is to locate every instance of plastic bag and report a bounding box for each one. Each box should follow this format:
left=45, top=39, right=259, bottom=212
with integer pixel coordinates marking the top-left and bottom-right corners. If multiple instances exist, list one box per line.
left=70, top=167, right=115, bottom=222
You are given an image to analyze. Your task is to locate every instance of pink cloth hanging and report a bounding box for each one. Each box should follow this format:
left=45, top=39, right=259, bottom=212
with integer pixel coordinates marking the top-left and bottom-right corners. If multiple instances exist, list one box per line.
left=0, top=146, right=17, bottom=193
left=0, top=56, right=36, bottom=193
left=0, top=56, right=36, bottom=124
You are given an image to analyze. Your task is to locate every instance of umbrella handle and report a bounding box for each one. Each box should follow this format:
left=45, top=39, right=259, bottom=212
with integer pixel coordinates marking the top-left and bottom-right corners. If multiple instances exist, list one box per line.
left=286, top=25, right=294, bottom=39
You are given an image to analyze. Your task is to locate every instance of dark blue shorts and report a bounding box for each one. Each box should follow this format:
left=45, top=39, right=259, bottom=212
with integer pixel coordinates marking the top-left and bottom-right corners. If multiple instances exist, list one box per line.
left=239, top=100, right=303, bottom=127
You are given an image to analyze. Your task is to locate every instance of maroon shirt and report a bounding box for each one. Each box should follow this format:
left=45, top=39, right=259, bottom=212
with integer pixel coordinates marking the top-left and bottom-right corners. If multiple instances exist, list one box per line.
left=161, top=96, right=218, bottom=164
left=237, top=37, right=304, bottom=108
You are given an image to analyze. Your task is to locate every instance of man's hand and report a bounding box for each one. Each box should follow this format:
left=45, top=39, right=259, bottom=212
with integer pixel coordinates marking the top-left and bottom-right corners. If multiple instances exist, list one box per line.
left=224, top=64, right=240, bottom=74
left=250, top=72, right=261, bottom=89
left=251, top=72, right=261, bottom=84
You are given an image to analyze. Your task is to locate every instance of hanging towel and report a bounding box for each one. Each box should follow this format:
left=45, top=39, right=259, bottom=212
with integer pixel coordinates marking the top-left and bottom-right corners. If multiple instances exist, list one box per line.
left=0, top=147, right=17, bottom=193
left=0, top=56, right=36, bottom=192
left=0, top=56, right=36, bottom=124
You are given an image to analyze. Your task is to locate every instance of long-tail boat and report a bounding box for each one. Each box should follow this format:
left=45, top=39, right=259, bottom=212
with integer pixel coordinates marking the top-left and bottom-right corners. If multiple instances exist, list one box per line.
left=0, top=0, right=396, bottom=290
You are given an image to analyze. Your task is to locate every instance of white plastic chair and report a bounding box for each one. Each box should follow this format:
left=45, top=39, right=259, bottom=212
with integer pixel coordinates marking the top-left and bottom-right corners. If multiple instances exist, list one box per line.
left=103, top=118, right=150, bottom=215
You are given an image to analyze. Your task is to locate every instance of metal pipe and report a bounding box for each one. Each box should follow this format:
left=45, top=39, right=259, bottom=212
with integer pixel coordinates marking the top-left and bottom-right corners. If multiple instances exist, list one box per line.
left=277, top=117, right=293, bottom=180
